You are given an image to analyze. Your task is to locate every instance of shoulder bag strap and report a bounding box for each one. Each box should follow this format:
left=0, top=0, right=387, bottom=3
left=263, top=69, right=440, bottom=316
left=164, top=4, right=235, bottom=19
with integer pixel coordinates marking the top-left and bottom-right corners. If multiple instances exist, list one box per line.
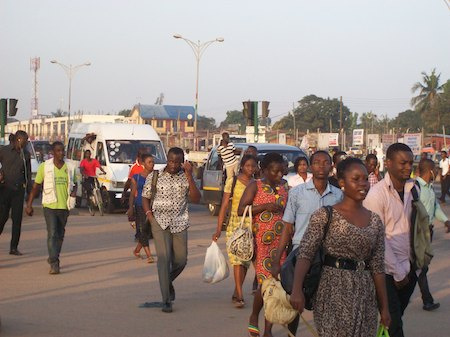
left=229, top=175, right=238, bottom=201
left=239, top=205, right=250, bottom=228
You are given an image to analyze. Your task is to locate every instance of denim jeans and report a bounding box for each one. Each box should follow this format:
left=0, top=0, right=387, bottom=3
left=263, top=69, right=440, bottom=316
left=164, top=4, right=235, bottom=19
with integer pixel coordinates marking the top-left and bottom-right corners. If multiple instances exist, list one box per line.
left=149, top=217, right=188, bottom=304
left=43, top=208, right=69, bottom=265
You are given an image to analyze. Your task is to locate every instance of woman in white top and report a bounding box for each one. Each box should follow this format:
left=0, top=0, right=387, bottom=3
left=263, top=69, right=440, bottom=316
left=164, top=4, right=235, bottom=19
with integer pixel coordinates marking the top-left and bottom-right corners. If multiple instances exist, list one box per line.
left=287, top=156, right=312, bottom=188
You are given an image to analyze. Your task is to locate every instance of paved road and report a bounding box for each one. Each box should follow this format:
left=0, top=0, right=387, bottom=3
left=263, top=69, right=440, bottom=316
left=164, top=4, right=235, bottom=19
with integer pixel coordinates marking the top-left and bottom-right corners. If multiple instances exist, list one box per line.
left=1, top=203, right=449, bottom=337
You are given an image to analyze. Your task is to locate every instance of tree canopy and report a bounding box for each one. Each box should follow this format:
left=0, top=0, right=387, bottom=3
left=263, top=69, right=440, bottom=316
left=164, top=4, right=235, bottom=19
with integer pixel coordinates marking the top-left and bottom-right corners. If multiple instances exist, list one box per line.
left=197, top=115, right=216, bottom=131
left=219, top=110, right=247, bottom=133
left=273, top=95, right=352, bottom=132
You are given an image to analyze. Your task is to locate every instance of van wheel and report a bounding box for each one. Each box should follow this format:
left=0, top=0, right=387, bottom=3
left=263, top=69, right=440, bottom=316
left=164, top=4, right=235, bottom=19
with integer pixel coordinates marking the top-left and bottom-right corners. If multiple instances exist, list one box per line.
left=101, top=190, right=115, bottom=214
left=208, top=203, right=220, bottom=216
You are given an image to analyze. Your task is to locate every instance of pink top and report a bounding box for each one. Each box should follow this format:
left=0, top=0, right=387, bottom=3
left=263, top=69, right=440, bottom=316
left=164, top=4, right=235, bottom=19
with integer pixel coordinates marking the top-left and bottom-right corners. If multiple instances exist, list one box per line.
left=363, top=172, right=416, bottom=282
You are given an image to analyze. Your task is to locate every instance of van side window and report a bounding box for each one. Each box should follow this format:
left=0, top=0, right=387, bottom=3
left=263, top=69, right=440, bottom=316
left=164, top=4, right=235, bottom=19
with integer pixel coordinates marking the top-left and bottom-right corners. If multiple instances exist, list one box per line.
left=67, top=138, right=75, bottom=160
left=96, top=142, right=106, bottom=166
left=73, top=139, right=82, bottom=161
left=208, top=149, right=223, bottom=171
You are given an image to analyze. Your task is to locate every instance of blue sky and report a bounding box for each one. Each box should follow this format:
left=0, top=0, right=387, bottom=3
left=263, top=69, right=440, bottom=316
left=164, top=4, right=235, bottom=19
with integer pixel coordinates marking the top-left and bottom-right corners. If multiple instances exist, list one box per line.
left=1, top=0, right=449, bottom=124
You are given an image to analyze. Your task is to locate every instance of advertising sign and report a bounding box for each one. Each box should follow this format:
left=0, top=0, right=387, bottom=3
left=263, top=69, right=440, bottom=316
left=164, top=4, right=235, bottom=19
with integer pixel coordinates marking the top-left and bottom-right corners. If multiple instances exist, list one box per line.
left=367, top=134, right=380, bottom=149
left=328, top=133, right=339, bottom=147
left=382, top=134, right=396, bottom=152
left=352, top=129, right=364, bottom=146
left=403, top=133, right=422, bottom=155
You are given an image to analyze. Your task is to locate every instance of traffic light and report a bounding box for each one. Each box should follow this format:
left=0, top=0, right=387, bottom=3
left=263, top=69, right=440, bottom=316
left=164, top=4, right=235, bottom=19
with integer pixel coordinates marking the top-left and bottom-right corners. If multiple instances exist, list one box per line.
left=0, top=98, right=7, bottom=138
left=242, top=100, right=254, bottom=126
left=9, top=98, right=18, bottom=116
left=261, top=101, right=270, bottom=118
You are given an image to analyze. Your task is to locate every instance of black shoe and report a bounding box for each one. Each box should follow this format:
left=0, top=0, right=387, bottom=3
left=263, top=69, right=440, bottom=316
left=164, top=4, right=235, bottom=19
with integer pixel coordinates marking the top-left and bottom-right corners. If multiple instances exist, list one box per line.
left=49, top=263, right=60, bottom=275
left=9, top=249, right=23, bottom=256
left=423, top=302, right=440, bottom=311
left=170, top=284, right=175, bottom=302
left=162, top=302, right=172, bottom=313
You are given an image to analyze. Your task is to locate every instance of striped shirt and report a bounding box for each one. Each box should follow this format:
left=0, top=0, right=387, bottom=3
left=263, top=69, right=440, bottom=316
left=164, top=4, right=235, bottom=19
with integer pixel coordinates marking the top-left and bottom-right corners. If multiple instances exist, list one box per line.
left=368, top=172, right=379, bottom=188
left=217, top=142, right=237, bottom=167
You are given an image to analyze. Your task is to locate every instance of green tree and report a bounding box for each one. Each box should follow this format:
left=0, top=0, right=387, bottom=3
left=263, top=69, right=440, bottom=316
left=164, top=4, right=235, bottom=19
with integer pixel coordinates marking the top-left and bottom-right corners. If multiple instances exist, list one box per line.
left=411, top=69, right=444, bottom=132
left=436, top=79, right=450, bottom=132
left=273, top=95, right=352, bottom=132
left=118, top=109, right=131, bottom=117
left=391, top=109, right=422, bottom=133
left=197, top=115, right=216, bottom=131
left=219, top=110, right=247, bottom=133
left=51, top=108, right=66, bottom=117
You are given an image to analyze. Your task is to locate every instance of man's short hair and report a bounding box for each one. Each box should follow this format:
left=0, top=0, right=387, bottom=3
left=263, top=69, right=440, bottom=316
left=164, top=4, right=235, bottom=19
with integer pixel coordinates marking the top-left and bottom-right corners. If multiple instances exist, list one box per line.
left=386, top=143, right=412, bottom=160
left=51, top=141, right=64, bottom=150
left=222, top=132, right=229, bottom=138
left=15, top=130, right=28, bottom=140
left=441, top=150, right=447, bottom=156
left=310, top=150, right=332, bottom=164
left=418, top=158, right=435, bottom=174
left=365, top=153, right=377, bottom=162
left=141, top=153, right=153, bottom=162
left=168, top=147, right=184, bottom=161
left=332, top=151, right=347, bottom=164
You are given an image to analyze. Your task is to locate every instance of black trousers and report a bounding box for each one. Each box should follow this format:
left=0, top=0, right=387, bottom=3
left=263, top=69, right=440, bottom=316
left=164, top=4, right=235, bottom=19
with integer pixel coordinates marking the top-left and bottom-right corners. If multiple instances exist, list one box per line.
left=418, top=224, right=435, bottom=305
left=385, top=269, right=418, bottom=337
left=0, top=186, right=25, bottom=250
left=440, top=175, right=450, bottom=201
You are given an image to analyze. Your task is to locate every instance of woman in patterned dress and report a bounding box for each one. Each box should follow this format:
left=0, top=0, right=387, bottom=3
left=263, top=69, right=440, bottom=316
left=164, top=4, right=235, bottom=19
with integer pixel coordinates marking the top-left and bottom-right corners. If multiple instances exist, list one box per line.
left=290, top=158, right=391, bottom=337
left=212, top=155, right=258, bottom=308
left=239, top=152, right=289, bottom=337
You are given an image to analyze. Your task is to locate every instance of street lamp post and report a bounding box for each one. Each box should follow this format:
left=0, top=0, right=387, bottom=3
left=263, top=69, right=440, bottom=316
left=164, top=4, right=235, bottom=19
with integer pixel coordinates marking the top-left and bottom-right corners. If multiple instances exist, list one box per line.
left=50, top=60, right=91, bottom=127
left=173, top=34, right=224, bottom=150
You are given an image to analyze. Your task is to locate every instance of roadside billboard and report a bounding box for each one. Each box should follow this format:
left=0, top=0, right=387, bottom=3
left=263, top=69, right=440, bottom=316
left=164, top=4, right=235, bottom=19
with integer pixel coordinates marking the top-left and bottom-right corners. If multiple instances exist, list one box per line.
left=403, top=133, right=422, bottom=155
left=367, top=134, right=380, bottom=149
left=317, top=133, right=339, bottom=149
left=353, top=129, right=364, bottom=146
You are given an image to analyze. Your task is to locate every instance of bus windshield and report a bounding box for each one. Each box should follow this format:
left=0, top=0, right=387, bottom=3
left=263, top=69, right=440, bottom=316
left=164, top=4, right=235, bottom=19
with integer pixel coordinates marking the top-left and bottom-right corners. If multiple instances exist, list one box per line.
left=106, top=140, right=166, bottom=164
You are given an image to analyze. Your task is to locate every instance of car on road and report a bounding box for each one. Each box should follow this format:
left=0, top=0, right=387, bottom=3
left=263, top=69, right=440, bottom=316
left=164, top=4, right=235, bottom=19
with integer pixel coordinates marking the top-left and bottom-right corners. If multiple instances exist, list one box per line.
left=202, top=143, right=307, bottom=215
left=26, top=140, right=52, bottom=183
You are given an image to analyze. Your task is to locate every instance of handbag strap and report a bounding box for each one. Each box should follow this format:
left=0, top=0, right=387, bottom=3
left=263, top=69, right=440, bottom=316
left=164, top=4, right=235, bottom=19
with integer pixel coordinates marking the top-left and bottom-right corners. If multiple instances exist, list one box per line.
left=239, top=205, right=252, bottom=229
left=149, top=170, right=159, bottom=209
left=322, top=206, right=333, bottom=243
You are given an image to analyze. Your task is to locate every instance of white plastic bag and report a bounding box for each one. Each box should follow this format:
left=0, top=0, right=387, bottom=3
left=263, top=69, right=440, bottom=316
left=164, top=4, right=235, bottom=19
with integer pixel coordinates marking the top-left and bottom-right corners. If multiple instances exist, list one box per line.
left=202, top=241, right=229, bottom=284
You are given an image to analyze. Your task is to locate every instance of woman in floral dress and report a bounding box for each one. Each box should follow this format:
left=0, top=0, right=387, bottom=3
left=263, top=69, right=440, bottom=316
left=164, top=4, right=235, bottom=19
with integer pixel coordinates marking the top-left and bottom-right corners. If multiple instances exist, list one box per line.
left=290, top=158, right=390, bottom=337
left=239, top=152, right=289, bottom=337
left=212, top=154, right=258, bottom=308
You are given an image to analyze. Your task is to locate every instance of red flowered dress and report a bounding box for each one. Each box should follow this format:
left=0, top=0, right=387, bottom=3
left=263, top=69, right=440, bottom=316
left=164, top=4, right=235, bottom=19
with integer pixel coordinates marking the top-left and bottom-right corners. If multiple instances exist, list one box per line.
left=252, top=179, right=288, bottom=284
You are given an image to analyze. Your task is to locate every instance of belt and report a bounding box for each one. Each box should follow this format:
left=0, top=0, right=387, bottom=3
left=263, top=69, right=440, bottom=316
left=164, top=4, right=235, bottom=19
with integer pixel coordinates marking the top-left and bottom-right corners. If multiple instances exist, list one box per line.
left=324, top=255, right=370, bottom=272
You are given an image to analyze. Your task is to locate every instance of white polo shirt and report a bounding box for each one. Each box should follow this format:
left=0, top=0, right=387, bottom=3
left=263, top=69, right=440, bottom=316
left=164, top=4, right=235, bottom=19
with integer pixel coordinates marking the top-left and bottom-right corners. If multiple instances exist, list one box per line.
left=439, top=158, right=449, bottom=176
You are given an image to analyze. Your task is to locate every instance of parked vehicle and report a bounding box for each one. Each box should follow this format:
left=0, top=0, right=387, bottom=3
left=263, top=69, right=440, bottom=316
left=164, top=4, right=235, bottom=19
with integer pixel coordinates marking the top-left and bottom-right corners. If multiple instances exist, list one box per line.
left=26, top=140, right=52, bottom=183
left=202, top=143, right=307, bottom=215
left=67, top=123, right=167, bottom=213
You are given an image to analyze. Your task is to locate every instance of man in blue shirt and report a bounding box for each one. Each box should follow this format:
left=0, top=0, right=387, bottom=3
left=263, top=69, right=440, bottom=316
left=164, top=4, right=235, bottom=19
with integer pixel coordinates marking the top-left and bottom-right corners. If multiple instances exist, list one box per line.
left=271, top=150, right=343, bottom=335
left=416, top=159, right=450, bottom=311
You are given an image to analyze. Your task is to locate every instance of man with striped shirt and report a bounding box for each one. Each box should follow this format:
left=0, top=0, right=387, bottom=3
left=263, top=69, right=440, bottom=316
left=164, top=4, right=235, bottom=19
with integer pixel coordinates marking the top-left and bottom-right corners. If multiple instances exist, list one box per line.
left=217, top=132, right=238, bottom=182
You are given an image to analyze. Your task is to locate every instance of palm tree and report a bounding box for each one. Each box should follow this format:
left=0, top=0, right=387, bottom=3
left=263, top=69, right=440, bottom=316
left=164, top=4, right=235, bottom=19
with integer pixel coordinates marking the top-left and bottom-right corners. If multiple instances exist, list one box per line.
left=411, top=68, right=444, bottom=132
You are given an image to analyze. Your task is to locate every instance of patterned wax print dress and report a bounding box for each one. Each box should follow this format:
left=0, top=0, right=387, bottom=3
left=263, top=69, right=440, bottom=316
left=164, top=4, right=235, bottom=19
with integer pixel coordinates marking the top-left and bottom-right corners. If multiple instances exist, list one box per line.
left=252, top=179, right=288, bottom=284
left=225, top=178, right=251, bottom=268
left=297, top=207, right=385, bottom=337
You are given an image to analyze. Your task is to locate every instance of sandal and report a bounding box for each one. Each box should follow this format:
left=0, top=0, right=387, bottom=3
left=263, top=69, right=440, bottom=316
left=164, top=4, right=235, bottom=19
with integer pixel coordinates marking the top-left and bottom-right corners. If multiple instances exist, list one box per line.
left=248, top=324, right=260, bottom=337
left=133, top=250, right=141, bottom=259
left=147, top=256, right=155, bottom=263
left=234, top=299, right=245, bottom=308
left=232, top=295, right=239, bottom=303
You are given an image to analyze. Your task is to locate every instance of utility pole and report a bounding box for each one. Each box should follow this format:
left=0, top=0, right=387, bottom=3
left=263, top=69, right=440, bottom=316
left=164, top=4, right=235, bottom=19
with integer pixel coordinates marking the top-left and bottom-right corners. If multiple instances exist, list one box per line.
left=339, top=96, right=343, bottom=150
left=292, top=102, right=296, bottom=146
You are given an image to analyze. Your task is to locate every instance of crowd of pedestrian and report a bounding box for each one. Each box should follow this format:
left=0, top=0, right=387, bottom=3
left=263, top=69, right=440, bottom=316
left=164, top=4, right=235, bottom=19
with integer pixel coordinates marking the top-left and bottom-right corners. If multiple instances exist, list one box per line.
left=1, top=129, right=450, bottom=337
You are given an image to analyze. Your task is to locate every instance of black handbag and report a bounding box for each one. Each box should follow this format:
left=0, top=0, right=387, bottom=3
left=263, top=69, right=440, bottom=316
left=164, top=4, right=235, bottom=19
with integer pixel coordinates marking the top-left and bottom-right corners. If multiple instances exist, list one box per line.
left=280, top=205, right=333, bottom=310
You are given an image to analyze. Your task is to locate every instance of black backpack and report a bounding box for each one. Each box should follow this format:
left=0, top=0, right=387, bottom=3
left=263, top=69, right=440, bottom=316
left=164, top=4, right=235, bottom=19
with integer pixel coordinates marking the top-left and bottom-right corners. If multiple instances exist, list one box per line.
left=281, top=205, right=333, bottom=310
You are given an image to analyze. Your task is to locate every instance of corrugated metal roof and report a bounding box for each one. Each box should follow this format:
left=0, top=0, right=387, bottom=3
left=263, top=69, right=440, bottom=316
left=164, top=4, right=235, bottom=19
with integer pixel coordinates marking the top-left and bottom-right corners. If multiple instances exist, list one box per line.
left=137, top=104, right=194, bottom=120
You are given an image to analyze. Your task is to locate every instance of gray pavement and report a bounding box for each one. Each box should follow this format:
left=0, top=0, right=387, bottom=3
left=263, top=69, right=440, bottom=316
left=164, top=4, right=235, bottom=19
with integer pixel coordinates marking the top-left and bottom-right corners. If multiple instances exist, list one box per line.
left=1, top=203, right=450, bottom=337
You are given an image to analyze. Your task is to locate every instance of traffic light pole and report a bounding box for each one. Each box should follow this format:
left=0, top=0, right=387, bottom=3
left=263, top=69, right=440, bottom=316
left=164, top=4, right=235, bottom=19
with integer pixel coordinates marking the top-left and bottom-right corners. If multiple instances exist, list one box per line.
left=0, top=99, right=7, bottom=139
left=253, top=101, right=259, bottom=143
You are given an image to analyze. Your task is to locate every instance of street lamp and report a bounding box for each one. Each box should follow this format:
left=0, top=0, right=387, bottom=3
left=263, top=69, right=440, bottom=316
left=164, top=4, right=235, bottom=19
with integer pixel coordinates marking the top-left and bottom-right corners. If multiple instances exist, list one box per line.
left=173, top=34, right=224, bottom=150
left=50, top=60, right=91, bottom=126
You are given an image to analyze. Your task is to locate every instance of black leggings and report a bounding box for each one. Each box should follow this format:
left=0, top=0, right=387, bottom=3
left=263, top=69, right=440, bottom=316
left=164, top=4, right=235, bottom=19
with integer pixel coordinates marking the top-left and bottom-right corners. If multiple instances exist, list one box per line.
left=135, top=206, right=152, bottom=247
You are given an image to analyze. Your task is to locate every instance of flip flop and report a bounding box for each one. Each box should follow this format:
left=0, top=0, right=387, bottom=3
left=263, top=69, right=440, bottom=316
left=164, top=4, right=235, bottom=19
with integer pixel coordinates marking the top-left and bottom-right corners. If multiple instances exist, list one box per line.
left=234, top=299, right=245, bottom=308
left=248, top=324, right=260, bottom=337
left=147, top=256, right=155, bottom=263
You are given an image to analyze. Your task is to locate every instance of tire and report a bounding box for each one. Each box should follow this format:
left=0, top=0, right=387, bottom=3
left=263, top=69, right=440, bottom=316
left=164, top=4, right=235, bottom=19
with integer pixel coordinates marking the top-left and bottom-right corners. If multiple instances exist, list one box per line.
left=96, top=190, right=104, bottom=216
left=101, top=189, right=115, bottom=214
left=208, top=203, right=220, bottom=216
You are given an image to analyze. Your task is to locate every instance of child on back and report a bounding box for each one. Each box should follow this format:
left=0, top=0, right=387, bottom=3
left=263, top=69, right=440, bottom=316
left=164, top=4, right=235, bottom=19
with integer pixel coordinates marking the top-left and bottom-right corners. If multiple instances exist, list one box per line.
left=217, top=132, right=238, bottom=182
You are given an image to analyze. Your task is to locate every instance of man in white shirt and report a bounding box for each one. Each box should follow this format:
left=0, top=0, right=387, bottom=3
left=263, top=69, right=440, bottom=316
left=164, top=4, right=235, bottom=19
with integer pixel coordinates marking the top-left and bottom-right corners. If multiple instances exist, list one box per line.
left=439, top=150, right=450, bottom=203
